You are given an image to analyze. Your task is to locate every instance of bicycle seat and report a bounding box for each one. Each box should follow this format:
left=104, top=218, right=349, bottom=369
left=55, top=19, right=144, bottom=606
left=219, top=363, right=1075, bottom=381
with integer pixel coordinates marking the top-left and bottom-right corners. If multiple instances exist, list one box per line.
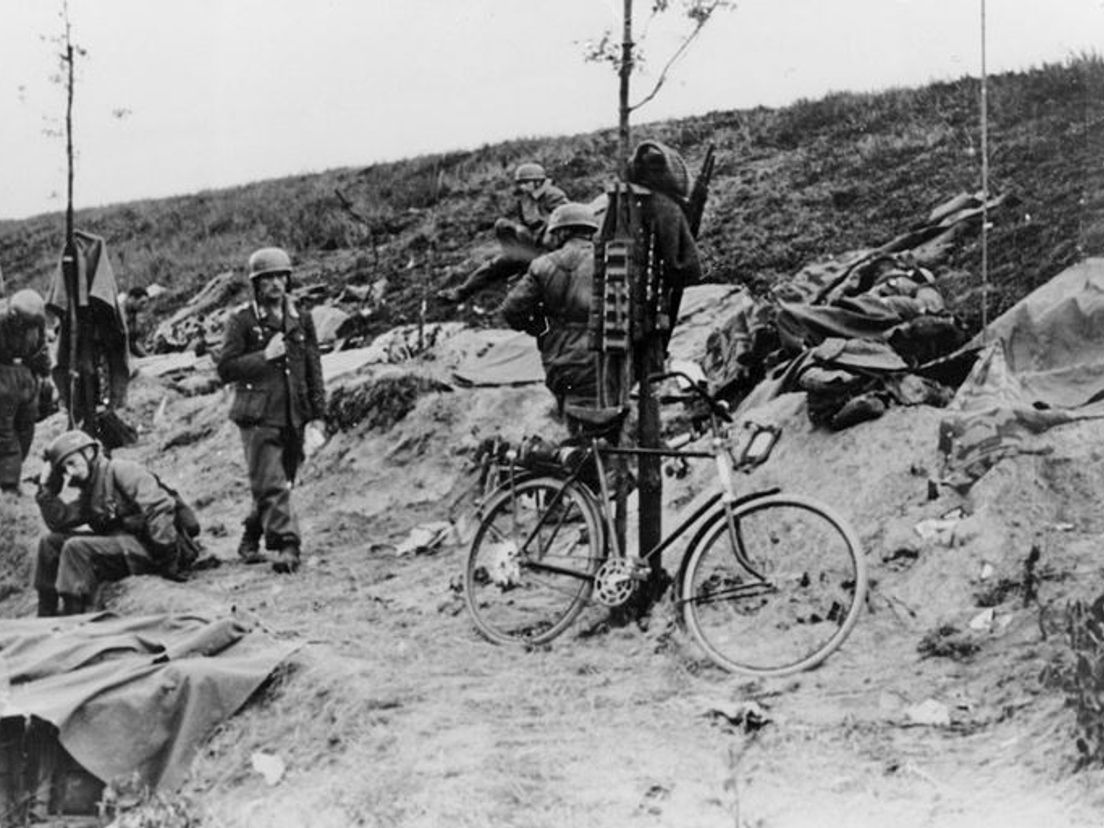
left=562, top=404, right=626, bottom=427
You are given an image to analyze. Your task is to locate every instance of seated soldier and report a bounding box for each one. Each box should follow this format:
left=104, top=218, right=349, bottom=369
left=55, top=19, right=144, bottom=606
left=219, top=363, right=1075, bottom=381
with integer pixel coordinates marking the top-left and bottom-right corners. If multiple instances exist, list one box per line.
left=439, top=162, right=568, bottom=304
left=32, top=429, right=198, bottom=616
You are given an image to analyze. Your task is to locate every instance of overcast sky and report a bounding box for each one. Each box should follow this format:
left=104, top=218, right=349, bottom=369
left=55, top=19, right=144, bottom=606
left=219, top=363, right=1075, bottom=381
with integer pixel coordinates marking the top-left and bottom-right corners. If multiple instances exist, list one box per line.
left=2, top=0, right=1100, bottom=221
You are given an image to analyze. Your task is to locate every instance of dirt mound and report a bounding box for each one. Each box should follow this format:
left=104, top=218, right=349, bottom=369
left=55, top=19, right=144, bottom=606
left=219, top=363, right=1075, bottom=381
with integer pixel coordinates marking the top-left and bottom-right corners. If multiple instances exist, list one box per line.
left=6, top=314, right=1104, bottom=824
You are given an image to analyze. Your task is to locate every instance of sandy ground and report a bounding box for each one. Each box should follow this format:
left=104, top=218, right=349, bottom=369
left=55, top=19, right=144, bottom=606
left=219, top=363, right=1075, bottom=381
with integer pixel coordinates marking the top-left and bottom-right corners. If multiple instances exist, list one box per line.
left=4, top=348, right=1104, bottom=827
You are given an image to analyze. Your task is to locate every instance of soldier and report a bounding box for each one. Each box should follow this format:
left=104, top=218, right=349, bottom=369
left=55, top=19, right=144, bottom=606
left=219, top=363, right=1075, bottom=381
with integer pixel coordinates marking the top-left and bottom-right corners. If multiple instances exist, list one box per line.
left=624, top=140, right=702, bottom=337
left=119, top=286, right=150, bottom=357
left=33, top=429, right=197, bottom=616
left=439, top=162, right=569, bottom=304
left=217, top=247, right=326, bottom=574
left=0, top=288, right=52, bottom=494
left=499, top=202, right=600, bottom=436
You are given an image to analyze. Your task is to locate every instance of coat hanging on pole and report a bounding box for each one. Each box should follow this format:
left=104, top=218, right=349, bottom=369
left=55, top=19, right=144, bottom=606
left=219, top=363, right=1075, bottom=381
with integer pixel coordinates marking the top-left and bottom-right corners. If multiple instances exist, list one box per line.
left=46, top=231, right=134, bottom=447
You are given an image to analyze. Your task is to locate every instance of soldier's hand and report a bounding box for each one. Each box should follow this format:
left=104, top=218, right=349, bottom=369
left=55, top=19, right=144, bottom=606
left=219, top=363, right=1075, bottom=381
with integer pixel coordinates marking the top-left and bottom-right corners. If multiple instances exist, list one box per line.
left=38, top=463, right=62, bottom=493
left=303, top=420, right=327, bottom=458
left=264, top=333, right=286, bottom=361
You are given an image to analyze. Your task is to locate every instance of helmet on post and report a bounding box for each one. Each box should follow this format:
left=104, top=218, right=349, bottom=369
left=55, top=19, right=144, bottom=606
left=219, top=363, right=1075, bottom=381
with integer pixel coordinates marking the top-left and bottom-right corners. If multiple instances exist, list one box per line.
left=9, top=289, right=46, bottom=321
left=247, top=247, right=292, bottom=280
left=44, top=430, right=98, bottom=469
left=513, top=163, right=547, bottom=184
left=546, top=203, right=599, bottom=234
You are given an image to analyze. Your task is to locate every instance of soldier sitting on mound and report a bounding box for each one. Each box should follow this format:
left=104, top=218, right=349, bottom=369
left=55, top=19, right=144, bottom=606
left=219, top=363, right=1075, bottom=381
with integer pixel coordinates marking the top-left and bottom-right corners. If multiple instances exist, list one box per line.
left=32, top=429, right=200, bottom=617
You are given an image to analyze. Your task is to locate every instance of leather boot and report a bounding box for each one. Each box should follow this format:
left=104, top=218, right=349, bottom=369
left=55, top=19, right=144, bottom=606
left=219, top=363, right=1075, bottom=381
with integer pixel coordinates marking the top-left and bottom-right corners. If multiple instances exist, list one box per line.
left=271, top=545, right=301, bottom=574
left=36, top=590, right=58, bottom=618
left=238, top=519, right=265, bottom=564
left=59, top=594, right=87, bottom=616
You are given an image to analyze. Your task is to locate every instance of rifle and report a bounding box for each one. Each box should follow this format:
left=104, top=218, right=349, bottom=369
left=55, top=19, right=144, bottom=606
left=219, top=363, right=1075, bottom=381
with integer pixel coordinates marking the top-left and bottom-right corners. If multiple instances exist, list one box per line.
left=686, top=144, right=715, bottom=239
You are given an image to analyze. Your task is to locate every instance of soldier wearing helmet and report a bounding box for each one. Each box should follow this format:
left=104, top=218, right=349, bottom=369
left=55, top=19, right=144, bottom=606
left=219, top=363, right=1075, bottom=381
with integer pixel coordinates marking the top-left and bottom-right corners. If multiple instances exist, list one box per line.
left=32, top=429, right=197, bottom=616
left=0, top=287, right=53, bottom=494
left=216, top=246, right=326, bottom=574
left=625, top=140, right=701, bottom=335
left=498, top=202, right=603, bottom=436
left=438, top=162, right=568, bottom=305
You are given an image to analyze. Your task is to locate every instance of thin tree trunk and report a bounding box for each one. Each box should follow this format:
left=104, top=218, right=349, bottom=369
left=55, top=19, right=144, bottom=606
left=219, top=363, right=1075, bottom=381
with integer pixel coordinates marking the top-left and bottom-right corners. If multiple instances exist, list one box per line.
left=618, top=0, right=633, bottom=177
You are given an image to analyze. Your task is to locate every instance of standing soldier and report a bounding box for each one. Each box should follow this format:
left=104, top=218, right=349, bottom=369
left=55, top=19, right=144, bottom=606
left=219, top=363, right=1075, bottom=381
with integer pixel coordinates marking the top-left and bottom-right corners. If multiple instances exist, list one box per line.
left=439, top=162, right=569, bottom=304
left=0, top=288, right=52, bottom=495
left=217, top=247, right=326, bottom=574
left=33, top=429, right=197, bottom=616
left=499, top=202, right=601, bottom=436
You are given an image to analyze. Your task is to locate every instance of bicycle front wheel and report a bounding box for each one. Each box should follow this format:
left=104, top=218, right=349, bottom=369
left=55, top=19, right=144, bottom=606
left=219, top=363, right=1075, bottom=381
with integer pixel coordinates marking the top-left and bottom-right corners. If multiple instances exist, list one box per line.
left=680, top=493, right=867, bottom=677
left=464, top=475, right=604, bottom=646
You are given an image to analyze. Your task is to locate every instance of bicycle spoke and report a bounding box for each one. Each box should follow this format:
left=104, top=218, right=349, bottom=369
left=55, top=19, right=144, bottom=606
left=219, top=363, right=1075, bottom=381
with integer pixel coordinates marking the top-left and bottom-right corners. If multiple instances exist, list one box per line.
left=464, top=477, right=603, bottom=646
left=681, top=495, right=866, bottom=676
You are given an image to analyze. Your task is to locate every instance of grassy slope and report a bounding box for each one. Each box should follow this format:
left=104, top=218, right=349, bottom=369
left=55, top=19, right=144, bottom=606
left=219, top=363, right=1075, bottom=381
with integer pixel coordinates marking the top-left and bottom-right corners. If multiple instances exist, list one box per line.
left=1, top=58, right=1102, bottom=336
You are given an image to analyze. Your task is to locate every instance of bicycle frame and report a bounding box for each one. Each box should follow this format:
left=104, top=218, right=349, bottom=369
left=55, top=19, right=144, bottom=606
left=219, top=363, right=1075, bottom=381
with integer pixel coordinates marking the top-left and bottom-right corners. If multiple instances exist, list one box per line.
left=500, top=434, right=779, bottom=591
left=481, top=370, right=784, bottom=592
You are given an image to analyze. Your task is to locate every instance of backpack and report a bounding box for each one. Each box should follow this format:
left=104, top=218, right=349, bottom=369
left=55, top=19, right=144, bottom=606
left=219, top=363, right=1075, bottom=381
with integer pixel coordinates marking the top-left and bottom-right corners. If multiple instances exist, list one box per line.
left=150, top=472, right=202, bottom=578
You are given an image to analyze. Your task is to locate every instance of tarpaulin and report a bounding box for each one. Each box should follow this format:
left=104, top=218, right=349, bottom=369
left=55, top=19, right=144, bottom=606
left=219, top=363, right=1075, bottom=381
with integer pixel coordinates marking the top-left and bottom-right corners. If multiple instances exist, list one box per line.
left=939, top=258, right=1104, bottom=488
left=0, top=612, right=297, bottom=790
left=452, top=330, right=544, bottom=387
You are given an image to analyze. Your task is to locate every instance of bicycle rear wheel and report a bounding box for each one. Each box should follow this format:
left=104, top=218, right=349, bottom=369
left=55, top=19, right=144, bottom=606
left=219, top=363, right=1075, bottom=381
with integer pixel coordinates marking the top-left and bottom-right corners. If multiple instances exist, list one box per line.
left=464, top=475, right=604, bottom=646
left=680, top=493, right=866, bottom=677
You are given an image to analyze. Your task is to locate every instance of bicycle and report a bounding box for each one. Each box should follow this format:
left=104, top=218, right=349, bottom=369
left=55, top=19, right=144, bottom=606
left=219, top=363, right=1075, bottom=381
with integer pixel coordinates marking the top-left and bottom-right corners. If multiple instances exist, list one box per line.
left=462, top=372, right=868, bottom=677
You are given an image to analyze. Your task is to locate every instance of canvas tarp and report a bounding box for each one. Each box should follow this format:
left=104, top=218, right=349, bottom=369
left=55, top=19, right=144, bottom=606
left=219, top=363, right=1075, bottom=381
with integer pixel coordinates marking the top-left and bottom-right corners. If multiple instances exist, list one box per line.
left=0, top=611, right=297, bottom=790
left=939, top=258, right=1104, bottom=488
left=452, top=330, right=543, bottom=386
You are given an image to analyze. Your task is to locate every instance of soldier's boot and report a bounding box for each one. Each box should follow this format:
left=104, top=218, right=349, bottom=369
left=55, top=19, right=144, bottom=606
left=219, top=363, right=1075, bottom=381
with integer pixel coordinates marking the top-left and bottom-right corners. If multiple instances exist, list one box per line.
left=237, top=519, right=265, bottom=564
left=271, top=545, right=301, bottom=575
left=36, top=590, right=58, bottom=618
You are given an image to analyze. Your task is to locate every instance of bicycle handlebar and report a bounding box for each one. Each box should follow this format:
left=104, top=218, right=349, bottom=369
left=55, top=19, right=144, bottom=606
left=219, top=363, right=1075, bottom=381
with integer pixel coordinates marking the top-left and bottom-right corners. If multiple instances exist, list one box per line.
left=646, top=370, right=733, bottom=424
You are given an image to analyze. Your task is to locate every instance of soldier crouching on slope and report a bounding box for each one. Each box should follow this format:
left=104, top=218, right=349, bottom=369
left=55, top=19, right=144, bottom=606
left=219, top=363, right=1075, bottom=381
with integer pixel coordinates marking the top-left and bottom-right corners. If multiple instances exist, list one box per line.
left=33, top=430, right=197, bottom=616
left=0, top=288, right=52, bottom=495
left=438, top=162, right=569, bottom=305
left=217, top=247, right=326, bottom=575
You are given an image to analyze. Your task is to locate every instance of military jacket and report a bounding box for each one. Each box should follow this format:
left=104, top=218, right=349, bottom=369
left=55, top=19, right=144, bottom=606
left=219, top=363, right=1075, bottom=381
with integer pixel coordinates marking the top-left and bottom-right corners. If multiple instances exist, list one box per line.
left=36, top=456, right=178, bottom=552
left=500, top=237, right=597, bottom=400
left=217, top=300, right=325, bottom=430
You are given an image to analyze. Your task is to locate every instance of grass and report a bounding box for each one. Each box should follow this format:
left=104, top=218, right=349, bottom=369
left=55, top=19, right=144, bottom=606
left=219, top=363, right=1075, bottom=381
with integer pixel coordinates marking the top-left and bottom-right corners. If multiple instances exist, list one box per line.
left=1, top=57, right=1101, bottom=342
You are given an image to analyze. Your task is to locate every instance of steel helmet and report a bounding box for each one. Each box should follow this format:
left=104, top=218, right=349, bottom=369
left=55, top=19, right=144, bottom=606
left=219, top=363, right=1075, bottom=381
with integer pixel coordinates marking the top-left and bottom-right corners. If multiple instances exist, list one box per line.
left=248, top=247, right=292, bottom=280
left=44, top=429, right=98, bottom=469
left=9, top=289, right=46, bottom=321
left=513, top=163, right=547, bottom=183
left=547, top=203, right=599, bottom=234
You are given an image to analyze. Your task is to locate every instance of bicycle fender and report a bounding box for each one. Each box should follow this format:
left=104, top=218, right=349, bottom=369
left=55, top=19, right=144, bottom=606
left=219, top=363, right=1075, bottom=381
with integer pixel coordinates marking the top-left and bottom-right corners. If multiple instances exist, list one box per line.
left=673, top=487, right=781, bottom=587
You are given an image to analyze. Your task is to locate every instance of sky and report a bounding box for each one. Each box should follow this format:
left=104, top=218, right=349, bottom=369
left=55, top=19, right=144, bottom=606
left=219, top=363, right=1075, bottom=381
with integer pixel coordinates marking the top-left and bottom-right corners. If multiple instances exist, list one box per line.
left=1, top=0, right=1101, bottom=221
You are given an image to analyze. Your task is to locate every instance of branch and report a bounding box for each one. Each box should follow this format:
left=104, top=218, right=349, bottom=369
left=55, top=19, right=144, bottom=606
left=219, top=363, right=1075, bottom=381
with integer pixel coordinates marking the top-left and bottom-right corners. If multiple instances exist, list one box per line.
left=630, top=0, right=732, bottom=113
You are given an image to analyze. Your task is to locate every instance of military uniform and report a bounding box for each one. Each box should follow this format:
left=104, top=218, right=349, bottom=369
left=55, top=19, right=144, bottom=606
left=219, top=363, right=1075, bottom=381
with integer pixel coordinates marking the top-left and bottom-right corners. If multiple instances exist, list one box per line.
left=0, top=295, right=51, bottom=492
left=500, top=236, right=597, bottom=432
left=217, top=299, right=325, bottom=556
left=35, top=455, right=179, bottom=611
